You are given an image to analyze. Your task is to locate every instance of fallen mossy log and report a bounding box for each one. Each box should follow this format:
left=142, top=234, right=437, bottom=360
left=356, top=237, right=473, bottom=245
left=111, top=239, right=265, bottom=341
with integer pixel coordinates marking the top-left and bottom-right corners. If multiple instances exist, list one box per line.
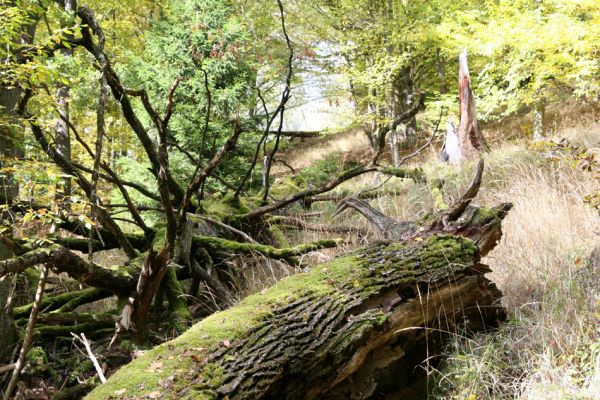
left=15, top=311, right=116, bottom=327
left=191, top=236, right=343, bottom=265
left=12, top=287, right=110, bottom=319
left=86, top=209, right=508, bottom=399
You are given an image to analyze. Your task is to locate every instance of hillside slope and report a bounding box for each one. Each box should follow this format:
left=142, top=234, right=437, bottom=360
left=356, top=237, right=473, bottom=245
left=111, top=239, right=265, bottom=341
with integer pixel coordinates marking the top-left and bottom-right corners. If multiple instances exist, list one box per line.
left=274, top=114, right=600, bottom=399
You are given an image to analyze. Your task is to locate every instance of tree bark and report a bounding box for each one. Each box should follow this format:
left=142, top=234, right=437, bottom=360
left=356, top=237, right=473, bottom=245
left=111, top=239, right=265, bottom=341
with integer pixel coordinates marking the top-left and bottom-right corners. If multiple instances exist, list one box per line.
left=456, top=51, right=486, bottom=157
left=0, top=244, right=15, bottom=363
left=437, top=48, right=447, bottom=94
left=533, top=101, right=545, bottom=140
left=85, top=199, right=509, bottom=400
left=53, top=0, right=77, bottom=212
left=0, top=10, right=36, bottom=365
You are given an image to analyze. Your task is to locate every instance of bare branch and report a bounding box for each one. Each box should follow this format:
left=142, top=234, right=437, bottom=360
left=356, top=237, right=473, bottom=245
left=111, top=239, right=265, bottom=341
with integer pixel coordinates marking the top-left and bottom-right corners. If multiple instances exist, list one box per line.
left=444, top=158, right=484, bottom=223
left=18, top=91, right=137, bottom=258
left=162, top=77, right=183, bottom=126
left=76, top=6, right=185, bottom=205
left=195, top=215, right=258, bottom=244
left=240, top=164, right=423, bottom=221
left=3, top=265, right=49, bottom=400
left=397, top=106, right=445, bottom=165
left=179, top=122, right=242, bottom=222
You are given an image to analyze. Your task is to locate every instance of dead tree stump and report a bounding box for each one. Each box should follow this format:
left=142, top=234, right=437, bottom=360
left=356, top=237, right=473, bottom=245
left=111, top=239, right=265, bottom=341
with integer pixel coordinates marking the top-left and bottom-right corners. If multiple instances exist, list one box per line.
left=441, top=51, right=488, bottom=163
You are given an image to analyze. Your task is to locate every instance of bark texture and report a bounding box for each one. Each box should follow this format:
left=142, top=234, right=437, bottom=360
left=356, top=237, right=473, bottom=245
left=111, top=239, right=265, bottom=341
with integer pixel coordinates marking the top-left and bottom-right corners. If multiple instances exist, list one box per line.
left=441, top=51, right=487, bottom=163
left=85, top=202, right=509, bottom=400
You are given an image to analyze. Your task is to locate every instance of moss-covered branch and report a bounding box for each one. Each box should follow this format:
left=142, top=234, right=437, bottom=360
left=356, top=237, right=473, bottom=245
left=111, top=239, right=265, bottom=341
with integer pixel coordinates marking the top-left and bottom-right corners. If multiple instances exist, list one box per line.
left=12, top=287, right=110, bottom=319
left=0, top=246, right=137, bottom=294
left=15, top=311, right=115, bottom=327
left=192, top=236, right=343, bottom=263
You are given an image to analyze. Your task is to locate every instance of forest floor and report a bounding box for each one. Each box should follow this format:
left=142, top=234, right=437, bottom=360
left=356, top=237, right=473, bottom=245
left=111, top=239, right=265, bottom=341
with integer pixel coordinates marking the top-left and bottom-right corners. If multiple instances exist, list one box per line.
left=271, top=107, right=600, bottom=399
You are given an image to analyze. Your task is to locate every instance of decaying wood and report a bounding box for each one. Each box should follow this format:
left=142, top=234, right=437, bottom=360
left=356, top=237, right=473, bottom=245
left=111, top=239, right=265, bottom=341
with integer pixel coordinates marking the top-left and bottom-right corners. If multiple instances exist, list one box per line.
left=441, top=51, right=487, bottom=163
left=85, top=168, right=510, bottom=400
left=440, top=119, right=461, bottom=164
left=457, top=51, right=486, bottom=154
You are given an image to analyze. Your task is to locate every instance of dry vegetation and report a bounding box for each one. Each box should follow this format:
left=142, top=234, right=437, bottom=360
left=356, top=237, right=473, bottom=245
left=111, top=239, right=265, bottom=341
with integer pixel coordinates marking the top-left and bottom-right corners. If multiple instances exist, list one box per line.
left=269, top=115, right=600, bottom=398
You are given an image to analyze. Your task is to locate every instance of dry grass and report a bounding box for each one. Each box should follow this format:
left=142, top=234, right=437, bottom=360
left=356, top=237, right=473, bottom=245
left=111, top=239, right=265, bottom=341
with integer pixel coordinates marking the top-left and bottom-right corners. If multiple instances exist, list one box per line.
left=273, top=128, right=370, bottom=174
left=433, top=132, right=600, bottom=398
left=274, top=117, right=600, bottom=398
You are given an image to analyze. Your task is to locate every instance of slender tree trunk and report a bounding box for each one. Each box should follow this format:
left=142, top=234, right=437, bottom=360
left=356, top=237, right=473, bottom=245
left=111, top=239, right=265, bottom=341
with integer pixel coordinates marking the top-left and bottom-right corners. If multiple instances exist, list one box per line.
left=54, top=0, right=76, bottom=211
left=0, top=16, right=36, bottom=363
left=437, top=48, right=447, bottom=94
left=3, top=265, right=49, bottom=400
left=391, top=67, right=418, bottom=151
left=533, top=101, right=545, bottom=140
left=456, top=50, right=486, bottom=156
left=390, top=128, right=401, bottom=167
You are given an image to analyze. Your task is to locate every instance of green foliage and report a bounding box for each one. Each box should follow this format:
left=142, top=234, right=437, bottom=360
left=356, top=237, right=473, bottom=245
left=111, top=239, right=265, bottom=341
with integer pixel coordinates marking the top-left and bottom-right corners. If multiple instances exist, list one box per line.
left=534, top=138, right=600, bottom=212
left=441, top=0, right=600, bottom=120
left=295, top=152, right=358, bottom=188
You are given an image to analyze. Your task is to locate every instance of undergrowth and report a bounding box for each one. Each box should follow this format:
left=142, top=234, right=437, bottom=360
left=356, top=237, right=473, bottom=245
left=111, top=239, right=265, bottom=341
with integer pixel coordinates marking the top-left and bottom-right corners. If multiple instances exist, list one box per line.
left=279, top=120, right=600, bottom=399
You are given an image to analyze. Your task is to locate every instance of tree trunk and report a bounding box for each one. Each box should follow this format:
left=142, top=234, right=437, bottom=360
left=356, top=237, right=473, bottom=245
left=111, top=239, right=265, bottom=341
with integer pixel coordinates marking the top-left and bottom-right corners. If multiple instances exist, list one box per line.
left=0, top=14, right=36, bottom=363
left=54, top=0, right=76, bottom=211
left=0, top=87, right=19, bottom=362
left=437, top=48, right=447, bottom=94
left=457, top=51, right=485, bottom=156
left=0, top=245, right=15, bottom=363
left=390, top=66, right=418, bottom=151
left=390, top=128, right=400, bottom=167
left=533, top=101, right=545, bottom=140
left=441, top=51, right=487, bottom=163
left=55, top=83, right=72, bottom=208
left=85, top=201, right=509, bottom=400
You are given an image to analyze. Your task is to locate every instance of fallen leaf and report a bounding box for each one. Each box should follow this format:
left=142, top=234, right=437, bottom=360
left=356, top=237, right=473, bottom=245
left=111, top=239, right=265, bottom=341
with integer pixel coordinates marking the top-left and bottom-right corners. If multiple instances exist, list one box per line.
left=191, top=354, right=205, bottom=363
left=113, top=389, right=126, bottom=395
left=146, top=361, right=163, bottom=373
left=146, top=391, right=161, bottom=399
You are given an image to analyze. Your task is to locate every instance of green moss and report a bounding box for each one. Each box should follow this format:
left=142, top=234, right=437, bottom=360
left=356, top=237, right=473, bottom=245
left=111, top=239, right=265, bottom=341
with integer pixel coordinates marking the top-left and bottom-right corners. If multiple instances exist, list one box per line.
left=202, top=193, right=258, bottom=220
left=26, top=346, right=47, bottom=372
left=120, top=340, right=132, bottom=352
left=380, top=166, right=426, bottom=182
left=151, top=226, right=168, bottom=250
left=470, top=206, right=498, bottom=226
left=269, top=176, right=303, bottom=198
left=193, top=236, right=342, bottom=261
left=13, top=287, right=108, bottom=319
left=267, top=224, right=289, bottom=247
left=163, top=267, right=191, bottom=330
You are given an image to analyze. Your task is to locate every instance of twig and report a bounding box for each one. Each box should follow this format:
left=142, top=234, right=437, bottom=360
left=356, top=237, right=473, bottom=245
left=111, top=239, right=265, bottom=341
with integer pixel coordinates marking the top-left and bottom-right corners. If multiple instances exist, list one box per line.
left=4, top=265, right=49, bottom=400
left=71, top=333, right=107, bottom=383
left=0, top=364, right=15, bottom=375
left=398, top=106, right=446, bottom=165
left=195, top=215, right=258, bottom=244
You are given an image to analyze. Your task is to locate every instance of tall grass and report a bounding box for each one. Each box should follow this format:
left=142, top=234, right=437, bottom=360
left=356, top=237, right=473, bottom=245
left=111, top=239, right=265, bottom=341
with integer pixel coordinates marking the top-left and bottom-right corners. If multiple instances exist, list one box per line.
left=279, top=120, right=599, bottom=398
